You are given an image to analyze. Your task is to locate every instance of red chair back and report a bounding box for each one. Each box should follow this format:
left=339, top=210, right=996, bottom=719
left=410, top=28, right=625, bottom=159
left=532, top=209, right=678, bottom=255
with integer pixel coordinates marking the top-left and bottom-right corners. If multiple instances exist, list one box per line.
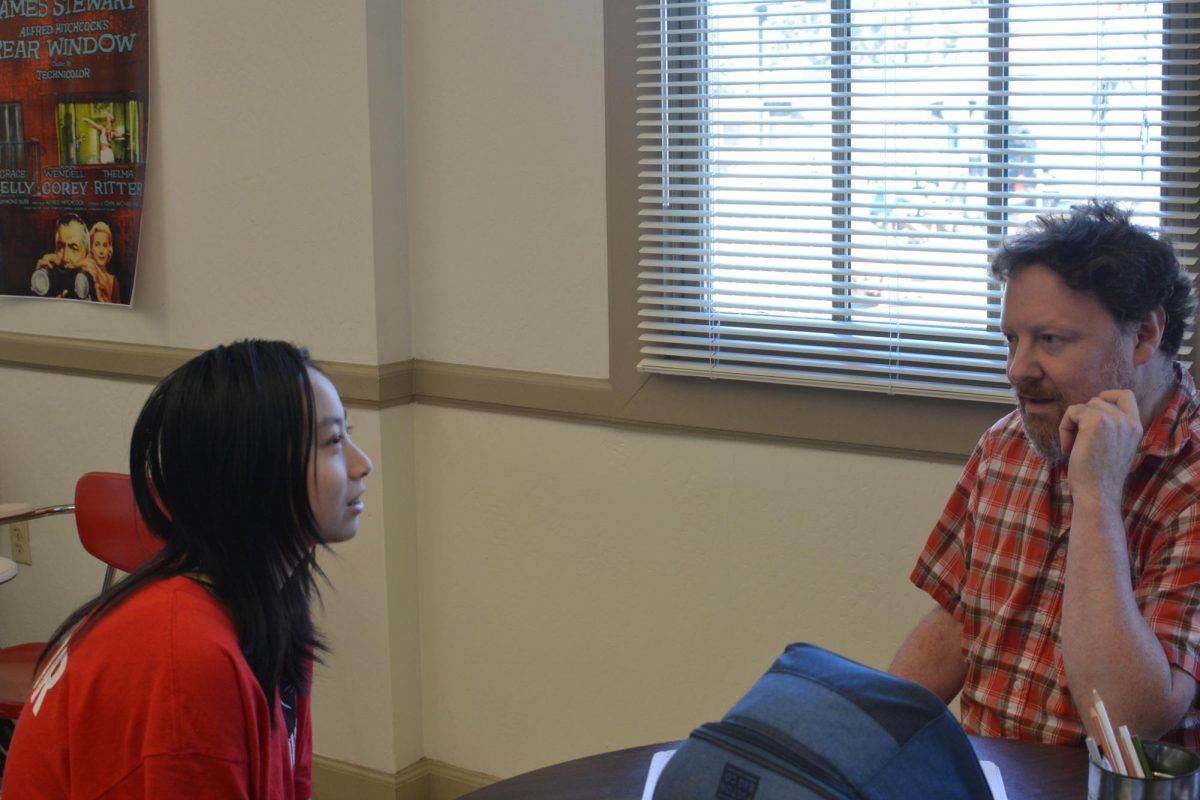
left=74, top=472, right=164, bottom=573
left=0, top=473, right=165, bottom=724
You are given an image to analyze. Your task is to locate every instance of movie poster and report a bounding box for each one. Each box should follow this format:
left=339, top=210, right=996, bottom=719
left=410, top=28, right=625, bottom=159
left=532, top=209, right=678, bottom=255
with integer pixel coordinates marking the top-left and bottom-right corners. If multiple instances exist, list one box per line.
left=0, top=0, right=147, bottom=306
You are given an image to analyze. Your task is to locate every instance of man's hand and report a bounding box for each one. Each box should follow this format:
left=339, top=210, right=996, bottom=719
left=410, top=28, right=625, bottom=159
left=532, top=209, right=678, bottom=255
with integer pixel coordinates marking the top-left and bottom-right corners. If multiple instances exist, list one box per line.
left=1060, top=389, right=1142, bottom=507
left=77, top=256, right=102, bottom=283
left=35, top=252, right=62, bottom=270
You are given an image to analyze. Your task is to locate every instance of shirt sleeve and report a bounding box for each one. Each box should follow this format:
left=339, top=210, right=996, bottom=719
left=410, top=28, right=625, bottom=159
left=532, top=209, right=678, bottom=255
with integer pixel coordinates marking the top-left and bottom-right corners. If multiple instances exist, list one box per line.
left=910, top=445, right=982, bottom=620
left=1134, top=498, right=1200, bottom=682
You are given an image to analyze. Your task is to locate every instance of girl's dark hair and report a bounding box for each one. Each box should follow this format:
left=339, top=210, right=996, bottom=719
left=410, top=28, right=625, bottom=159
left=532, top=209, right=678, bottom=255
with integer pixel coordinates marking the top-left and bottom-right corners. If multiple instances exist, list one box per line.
left=40, top=339, right=327, bottom=705
left=990, top=199, right=1196, bottom=356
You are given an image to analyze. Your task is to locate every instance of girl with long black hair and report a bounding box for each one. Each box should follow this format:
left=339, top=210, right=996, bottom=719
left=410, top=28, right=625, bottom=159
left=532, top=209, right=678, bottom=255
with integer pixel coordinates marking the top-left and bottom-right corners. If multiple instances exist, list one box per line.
left=4, top=339, right=373, bottom=799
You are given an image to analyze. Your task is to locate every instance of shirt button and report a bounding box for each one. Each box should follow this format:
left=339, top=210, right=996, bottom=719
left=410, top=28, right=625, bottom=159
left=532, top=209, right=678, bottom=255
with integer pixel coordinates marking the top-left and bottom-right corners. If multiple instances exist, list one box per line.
left=1014, top=679, right=1024, bottom=691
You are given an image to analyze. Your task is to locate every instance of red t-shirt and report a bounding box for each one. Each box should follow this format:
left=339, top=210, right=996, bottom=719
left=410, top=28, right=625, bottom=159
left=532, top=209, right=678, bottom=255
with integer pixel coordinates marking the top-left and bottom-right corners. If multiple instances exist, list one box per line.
left=3, top=576, right=312, bottom=799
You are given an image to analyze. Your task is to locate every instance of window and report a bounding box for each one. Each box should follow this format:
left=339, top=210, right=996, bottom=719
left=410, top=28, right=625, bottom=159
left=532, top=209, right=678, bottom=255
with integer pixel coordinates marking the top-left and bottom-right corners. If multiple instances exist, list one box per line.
left=0, top=102, right=33, bottom=174
left=637, top=0, right=1199, bottom=402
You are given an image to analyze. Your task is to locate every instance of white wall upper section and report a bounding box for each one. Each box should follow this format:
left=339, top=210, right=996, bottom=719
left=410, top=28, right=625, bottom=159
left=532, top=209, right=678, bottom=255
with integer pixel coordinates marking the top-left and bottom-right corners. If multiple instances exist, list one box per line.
left=366, top=0, right=412, bottom=365
left=0, top=0, right=388, bottom=366
left=404, top=0, right=610, bottom=378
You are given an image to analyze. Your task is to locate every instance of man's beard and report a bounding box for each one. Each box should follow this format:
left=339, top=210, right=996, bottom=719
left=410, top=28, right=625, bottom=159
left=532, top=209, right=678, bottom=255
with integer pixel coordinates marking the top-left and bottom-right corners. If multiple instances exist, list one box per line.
left=1013, top=350, right=1134, bottom=464
left=1015, top=391, right=1066, bottom=462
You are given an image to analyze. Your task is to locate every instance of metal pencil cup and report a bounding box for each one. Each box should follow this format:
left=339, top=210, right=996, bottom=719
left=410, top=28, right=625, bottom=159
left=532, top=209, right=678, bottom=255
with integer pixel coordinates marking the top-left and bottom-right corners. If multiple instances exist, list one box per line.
left=1088, top=741, right=1200, bottom=800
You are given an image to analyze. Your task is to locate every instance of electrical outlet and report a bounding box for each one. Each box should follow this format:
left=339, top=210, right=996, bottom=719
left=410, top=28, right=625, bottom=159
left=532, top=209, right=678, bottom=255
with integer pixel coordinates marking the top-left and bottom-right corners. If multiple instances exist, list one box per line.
left=9, top=520, right=31, bottom=565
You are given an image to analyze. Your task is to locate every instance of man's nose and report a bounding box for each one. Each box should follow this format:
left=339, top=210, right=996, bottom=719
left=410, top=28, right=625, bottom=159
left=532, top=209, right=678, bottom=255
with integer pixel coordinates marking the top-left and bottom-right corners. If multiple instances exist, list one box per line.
left=1007, top=341, right=1041, bottom=384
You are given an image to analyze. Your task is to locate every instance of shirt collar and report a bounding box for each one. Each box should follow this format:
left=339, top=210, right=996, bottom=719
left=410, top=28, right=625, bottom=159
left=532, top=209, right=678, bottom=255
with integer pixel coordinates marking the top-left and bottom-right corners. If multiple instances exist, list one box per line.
left=1138, top=362, right=1198, bottom=461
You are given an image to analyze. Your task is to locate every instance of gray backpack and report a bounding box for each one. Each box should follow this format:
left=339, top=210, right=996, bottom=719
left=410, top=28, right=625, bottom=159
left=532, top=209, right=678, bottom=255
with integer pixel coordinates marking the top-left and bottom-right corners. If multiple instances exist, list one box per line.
left=652, top=643, right=993, bottom=799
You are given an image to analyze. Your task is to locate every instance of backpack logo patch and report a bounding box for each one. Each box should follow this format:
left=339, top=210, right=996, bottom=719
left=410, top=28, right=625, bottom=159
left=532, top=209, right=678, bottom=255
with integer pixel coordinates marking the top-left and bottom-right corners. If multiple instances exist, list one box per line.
left=717, top=762, right=759, bottom=800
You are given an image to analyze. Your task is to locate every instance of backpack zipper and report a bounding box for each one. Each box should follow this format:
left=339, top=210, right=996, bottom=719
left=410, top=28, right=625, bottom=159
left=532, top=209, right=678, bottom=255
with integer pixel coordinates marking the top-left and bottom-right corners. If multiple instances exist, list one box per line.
left=693, top=720, right=860, bottom=800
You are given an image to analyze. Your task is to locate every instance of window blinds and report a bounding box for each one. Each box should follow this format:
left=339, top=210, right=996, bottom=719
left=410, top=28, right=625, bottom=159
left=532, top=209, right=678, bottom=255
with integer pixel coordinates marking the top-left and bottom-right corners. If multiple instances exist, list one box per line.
left=636, top=0, right=1199, bottom=401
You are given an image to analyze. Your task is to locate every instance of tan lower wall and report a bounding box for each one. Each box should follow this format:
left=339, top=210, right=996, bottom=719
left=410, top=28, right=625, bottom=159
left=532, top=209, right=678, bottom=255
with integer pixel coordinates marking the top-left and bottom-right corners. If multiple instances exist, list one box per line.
left=312, top=755, right=496, bottom=800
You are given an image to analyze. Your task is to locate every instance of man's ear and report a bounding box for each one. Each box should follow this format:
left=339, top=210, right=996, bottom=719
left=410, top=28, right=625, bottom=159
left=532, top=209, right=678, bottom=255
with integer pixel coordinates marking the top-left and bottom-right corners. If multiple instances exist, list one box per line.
left=1133, top=307, right=1166, bottom=366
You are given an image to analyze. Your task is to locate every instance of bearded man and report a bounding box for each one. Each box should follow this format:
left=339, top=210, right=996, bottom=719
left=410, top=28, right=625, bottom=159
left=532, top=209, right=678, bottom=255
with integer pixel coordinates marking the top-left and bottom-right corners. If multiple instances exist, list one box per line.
left=890, top=199, right=1200, bottom=748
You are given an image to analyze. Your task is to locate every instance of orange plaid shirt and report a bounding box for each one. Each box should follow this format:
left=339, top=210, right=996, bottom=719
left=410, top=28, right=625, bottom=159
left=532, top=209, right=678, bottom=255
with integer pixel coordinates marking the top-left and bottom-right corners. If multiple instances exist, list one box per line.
left=912, top=365, right=1200, bottom=747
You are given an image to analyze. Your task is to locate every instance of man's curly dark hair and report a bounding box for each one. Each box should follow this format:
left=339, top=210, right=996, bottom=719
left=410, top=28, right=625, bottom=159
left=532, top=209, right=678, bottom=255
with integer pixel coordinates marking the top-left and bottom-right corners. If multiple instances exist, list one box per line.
left=990, top=199, right=1196, bottom=356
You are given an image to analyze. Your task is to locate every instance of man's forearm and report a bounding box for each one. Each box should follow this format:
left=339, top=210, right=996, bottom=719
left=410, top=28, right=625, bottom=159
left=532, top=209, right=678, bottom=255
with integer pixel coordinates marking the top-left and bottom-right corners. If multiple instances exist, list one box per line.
left=889, top=604, right=968, bottom=704
left=1060, top=503, right=1191, bottom=738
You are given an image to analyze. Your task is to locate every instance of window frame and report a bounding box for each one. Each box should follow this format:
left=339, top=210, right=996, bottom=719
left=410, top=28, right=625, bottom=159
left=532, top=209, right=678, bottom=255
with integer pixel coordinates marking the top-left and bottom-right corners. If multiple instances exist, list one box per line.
left=603, top=0, right=1199, bottom=461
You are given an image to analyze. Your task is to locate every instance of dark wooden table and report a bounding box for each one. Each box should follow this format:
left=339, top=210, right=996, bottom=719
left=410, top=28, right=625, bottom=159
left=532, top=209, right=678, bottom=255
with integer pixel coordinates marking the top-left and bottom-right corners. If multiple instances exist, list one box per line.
left=460, top=735, right=1087, bottom=799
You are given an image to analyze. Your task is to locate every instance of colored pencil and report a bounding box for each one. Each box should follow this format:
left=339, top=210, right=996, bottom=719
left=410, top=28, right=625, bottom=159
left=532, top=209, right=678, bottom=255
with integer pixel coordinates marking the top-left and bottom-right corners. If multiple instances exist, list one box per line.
left=1118, top=725, right=1145, bottom=779
left=1092, top=692, right=1128, bottom=776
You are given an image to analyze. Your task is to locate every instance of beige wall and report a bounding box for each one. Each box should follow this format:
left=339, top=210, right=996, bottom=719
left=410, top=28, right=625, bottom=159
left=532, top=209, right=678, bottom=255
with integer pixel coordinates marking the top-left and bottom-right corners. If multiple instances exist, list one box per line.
left=402, top=0, right=957, bottom=778
left=403, top=0, right=609, bottom=378
left=0, top=0, right=970, bottom=786
left=0, top=0, right=418, bottom=777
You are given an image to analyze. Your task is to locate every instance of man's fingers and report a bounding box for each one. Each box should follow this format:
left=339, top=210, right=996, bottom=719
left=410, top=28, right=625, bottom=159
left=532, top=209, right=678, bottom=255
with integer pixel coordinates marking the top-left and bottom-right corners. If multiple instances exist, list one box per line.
left=1095, top=389, right=1138, bottom=418
left=1059, top=390, right=1144, bottom=476
left=1060, top=427, right=1077, bottom=458
left=1059, top=404, right=1082, bottom=457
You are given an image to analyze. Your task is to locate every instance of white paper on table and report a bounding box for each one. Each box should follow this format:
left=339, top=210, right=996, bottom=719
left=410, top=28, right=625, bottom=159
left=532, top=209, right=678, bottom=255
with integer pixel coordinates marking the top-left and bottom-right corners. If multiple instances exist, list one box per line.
left=981, top=760, right=1008, bottom=800
left=641, top=750, right=676, bottom=800
left=642, top=749, right=1007, bottom=800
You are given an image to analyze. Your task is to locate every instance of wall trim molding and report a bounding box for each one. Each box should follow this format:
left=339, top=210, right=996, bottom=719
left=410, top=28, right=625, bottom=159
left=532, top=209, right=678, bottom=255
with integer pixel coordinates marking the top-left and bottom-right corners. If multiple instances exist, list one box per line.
left=0, top=331, right=198, bottom=384
left=0, top=331, right=414, bottom=408
left=0, top=332, right=987, bottom=462
left=312, top=754, right=496, bottom=800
